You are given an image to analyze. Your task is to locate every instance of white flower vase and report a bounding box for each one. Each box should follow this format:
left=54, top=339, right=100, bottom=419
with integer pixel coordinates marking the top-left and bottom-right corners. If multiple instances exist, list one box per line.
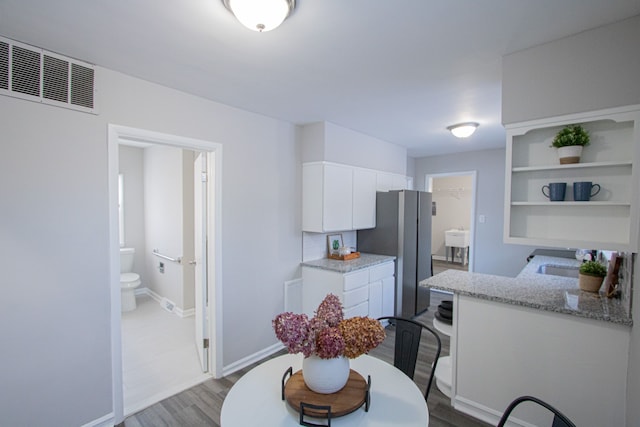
left=302, top=355, right=350, bottom=394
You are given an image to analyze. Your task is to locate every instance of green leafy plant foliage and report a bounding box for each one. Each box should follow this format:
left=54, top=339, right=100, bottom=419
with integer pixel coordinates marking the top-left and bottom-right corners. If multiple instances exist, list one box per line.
left=579, top=260, right=607, bottom=277
left=551, top=124, right=590, bottom=148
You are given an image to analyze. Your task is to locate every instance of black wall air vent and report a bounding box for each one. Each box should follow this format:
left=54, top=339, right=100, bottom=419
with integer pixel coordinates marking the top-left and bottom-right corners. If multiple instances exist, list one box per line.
left=0, top=36, right=96, bottom=113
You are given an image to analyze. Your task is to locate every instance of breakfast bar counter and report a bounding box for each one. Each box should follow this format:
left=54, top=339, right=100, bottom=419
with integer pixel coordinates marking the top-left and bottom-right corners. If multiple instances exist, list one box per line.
left=418, top=255, right=632, bottom=426
left=422, top=255, right=632, bottom=325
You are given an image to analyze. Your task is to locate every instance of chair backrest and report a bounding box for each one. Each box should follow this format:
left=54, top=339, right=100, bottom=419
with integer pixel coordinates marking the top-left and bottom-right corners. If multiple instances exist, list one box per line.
left=377, top=316, right=442, bottom=401
left=497, top=395, right=576, bottom=427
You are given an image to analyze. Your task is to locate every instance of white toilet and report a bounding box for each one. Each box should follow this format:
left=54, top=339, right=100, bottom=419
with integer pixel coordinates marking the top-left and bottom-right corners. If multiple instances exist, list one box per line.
left=120, top=247, right=141, bottom=312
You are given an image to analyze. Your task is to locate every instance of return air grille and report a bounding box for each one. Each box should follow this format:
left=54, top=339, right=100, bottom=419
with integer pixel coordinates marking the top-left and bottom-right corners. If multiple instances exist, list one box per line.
left=12, top=45, right=40, bottom=97
left=43, top=54, right=68, bottom=103
left=70, top=62, right=94, bottom=109
left=0, top=36, right=96, bottom=113
left=0, top=41, right=10, bottom=90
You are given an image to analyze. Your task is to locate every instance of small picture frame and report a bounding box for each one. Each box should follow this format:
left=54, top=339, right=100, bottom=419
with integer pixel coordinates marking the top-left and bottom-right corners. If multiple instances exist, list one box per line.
left=327, top=234, right=344, bottom=256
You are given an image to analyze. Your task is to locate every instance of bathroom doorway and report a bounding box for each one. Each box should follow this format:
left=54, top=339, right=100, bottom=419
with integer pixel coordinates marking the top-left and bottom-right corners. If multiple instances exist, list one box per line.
left=426, top=171, right=476, bottom=273
left=108, top=125, right=223, bottom=422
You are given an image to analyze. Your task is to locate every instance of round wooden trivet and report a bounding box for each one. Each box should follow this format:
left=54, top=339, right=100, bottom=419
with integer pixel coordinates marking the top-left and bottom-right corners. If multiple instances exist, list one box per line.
left=284, top=369, right=367, bottom=418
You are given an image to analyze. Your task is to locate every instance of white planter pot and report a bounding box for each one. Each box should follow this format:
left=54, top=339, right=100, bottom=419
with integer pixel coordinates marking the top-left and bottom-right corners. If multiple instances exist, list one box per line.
left=302, top=355, right=350, bottom=394
left=557, top=145, right=583, bottom=164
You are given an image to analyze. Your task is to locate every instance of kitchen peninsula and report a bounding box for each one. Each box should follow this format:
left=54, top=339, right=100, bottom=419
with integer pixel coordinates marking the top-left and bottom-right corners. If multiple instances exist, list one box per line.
left=422, top=255, right=632, bottom=427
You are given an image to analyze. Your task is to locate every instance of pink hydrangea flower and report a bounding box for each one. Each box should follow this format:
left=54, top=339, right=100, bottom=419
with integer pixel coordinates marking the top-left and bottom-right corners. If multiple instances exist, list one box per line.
left=314, top=293, right=344, bottom=327
left=272, top=294, right=386, bottom=359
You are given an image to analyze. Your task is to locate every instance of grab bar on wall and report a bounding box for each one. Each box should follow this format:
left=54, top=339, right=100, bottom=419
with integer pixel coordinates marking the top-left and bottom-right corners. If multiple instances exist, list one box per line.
left=152, top=249, right=182, bottom=264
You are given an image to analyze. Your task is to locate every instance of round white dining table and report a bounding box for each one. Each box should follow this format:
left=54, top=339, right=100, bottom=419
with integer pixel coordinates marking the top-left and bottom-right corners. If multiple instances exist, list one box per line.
left=221, top=353, right=429, bottom=426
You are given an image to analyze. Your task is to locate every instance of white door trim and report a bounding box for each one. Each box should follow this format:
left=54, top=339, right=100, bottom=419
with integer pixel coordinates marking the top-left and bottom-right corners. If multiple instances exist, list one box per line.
left=425, top=171, right=477, bottom=272
left=107, top=124, right=224, bottom=424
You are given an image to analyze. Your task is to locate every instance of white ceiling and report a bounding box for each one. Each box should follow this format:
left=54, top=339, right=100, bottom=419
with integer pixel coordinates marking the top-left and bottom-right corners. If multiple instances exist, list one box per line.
left=1, top=0, right=639, bottom=157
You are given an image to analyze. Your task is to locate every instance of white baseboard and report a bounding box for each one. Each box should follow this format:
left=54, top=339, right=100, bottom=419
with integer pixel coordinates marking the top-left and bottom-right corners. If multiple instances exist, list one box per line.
left=222, top=342, right=285, bottom=377
left=453, top=395, right=510, bottom=426
left=136, top=287, right=194, bottom=318
left=80, top=412, right=113, bottom=427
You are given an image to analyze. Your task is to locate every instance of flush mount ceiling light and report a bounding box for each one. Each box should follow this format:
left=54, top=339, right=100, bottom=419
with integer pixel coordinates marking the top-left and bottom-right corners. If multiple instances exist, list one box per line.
left=447, top=122, right=479, bottom=138
left=222, top=0, right=296, bottom=32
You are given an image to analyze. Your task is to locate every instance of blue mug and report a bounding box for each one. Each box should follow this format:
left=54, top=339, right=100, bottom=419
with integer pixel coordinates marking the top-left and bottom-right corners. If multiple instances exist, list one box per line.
left=573, top=182, right=600, bottom=201
left=542, top=182, right=566, bottom=202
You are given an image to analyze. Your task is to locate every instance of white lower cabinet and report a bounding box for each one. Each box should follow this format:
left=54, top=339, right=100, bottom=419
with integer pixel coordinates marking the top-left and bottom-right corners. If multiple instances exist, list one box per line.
left=368, top=280, right=383, bottom=319
left=302, top=261, right=395, bottom=319
left=368, top=262, right=395, bottom=319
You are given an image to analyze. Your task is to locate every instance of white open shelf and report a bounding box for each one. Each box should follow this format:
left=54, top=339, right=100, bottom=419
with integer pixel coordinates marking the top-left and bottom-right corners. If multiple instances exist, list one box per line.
left=433, top=317, right=452, bottom=398
left=433, top=316, right=452, bottom=337
left=434, top=355, right=452, bottom=398
left=504, top=105, right=640, bottom=251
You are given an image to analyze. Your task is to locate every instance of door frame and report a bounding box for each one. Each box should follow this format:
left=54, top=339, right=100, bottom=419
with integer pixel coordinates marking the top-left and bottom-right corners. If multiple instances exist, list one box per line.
left=108, top=124, right=223, bottom=424
left=425, top=171, right=477, bottom=272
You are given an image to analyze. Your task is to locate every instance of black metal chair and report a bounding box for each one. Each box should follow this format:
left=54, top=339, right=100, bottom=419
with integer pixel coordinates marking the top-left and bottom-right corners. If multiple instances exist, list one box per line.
left=497, top=395, right=577, bottom=427
left=377, top=316, right=441, bottom=401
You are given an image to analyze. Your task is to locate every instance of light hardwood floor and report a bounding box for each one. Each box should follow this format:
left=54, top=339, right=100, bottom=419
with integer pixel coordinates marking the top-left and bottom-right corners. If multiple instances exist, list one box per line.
left=124, top=262, right=489, bottom=427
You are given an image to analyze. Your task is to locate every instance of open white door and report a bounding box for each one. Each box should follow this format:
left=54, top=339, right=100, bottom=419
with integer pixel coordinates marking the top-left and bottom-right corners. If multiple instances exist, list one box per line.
left=194, top=152, right=209, bottom=372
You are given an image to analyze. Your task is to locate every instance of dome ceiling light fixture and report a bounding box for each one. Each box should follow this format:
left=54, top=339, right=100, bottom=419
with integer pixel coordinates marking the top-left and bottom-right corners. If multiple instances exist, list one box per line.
left=222, top=0, right=296, bottom=32
left=447, top=122, right=479, bottom=138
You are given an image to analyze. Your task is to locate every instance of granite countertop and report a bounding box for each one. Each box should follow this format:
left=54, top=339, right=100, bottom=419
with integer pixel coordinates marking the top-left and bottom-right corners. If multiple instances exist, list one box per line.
left=421, top=255, right=632, bottom=326
left=301, top=253, right=396, bottom=274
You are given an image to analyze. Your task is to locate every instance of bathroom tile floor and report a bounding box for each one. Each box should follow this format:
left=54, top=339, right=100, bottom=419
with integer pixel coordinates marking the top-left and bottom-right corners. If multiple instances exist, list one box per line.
left=121, top=294, right=210, bottom=416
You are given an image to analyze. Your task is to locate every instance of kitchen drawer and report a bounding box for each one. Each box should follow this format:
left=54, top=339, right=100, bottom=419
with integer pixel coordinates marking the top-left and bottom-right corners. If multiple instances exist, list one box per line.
left=344, top=300, right=369, bottom=318
left=343, top=269, right=370, bottom=291
left=343, top=285, right=369, bottom=308
left=369, top=261, right=394, bottom=282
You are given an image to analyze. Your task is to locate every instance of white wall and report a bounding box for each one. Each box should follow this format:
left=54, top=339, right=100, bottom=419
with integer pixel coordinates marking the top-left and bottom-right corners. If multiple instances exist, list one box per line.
left=414, top=148, right=536, bottom=277
left=119, top=146, right=147, bottom=282
left=0, top=98, right=113, bottom=426
left=143, top=145, right=188, bottom=308
left=502, top=15, right=640, bottom=125
left=302, top=121, right=407, bottom=174
left=0, top=66, right=301, bottom=426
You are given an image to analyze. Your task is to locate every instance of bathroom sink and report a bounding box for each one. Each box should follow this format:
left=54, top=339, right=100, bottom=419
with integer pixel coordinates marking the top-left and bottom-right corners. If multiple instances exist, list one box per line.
left=537, top=264, right=579, bottom=278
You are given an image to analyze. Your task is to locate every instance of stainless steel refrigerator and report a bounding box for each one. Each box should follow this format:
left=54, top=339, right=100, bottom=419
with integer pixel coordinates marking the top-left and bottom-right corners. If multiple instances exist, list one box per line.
left=357, top=190, right=432, bottom=318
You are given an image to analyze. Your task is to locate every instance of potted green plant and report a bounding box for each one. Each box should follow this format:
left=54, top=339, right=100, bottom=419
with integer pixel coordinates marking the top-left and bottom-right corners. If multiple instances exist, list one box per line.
left=551, top=124, right=590, bottom=164
left=578, top=260, right=606, bottom=292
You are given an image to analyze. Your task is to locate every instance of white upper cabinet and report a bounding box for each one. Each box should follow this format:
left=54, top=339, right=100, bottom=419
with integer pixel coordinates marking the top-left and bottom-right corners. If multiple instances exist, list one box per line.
left=322, top=163, right=353, bottom=232
left=376, top=172, right=393, bottom=192
left=504, top=105, right=639, bottom=251
left=303, top=161, right=409, bottom=232
left=352, top=168, right=377, bottom=230
left=303, top=162, right=352, bottom=232
left=376, top=171, right=409, bottom=192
